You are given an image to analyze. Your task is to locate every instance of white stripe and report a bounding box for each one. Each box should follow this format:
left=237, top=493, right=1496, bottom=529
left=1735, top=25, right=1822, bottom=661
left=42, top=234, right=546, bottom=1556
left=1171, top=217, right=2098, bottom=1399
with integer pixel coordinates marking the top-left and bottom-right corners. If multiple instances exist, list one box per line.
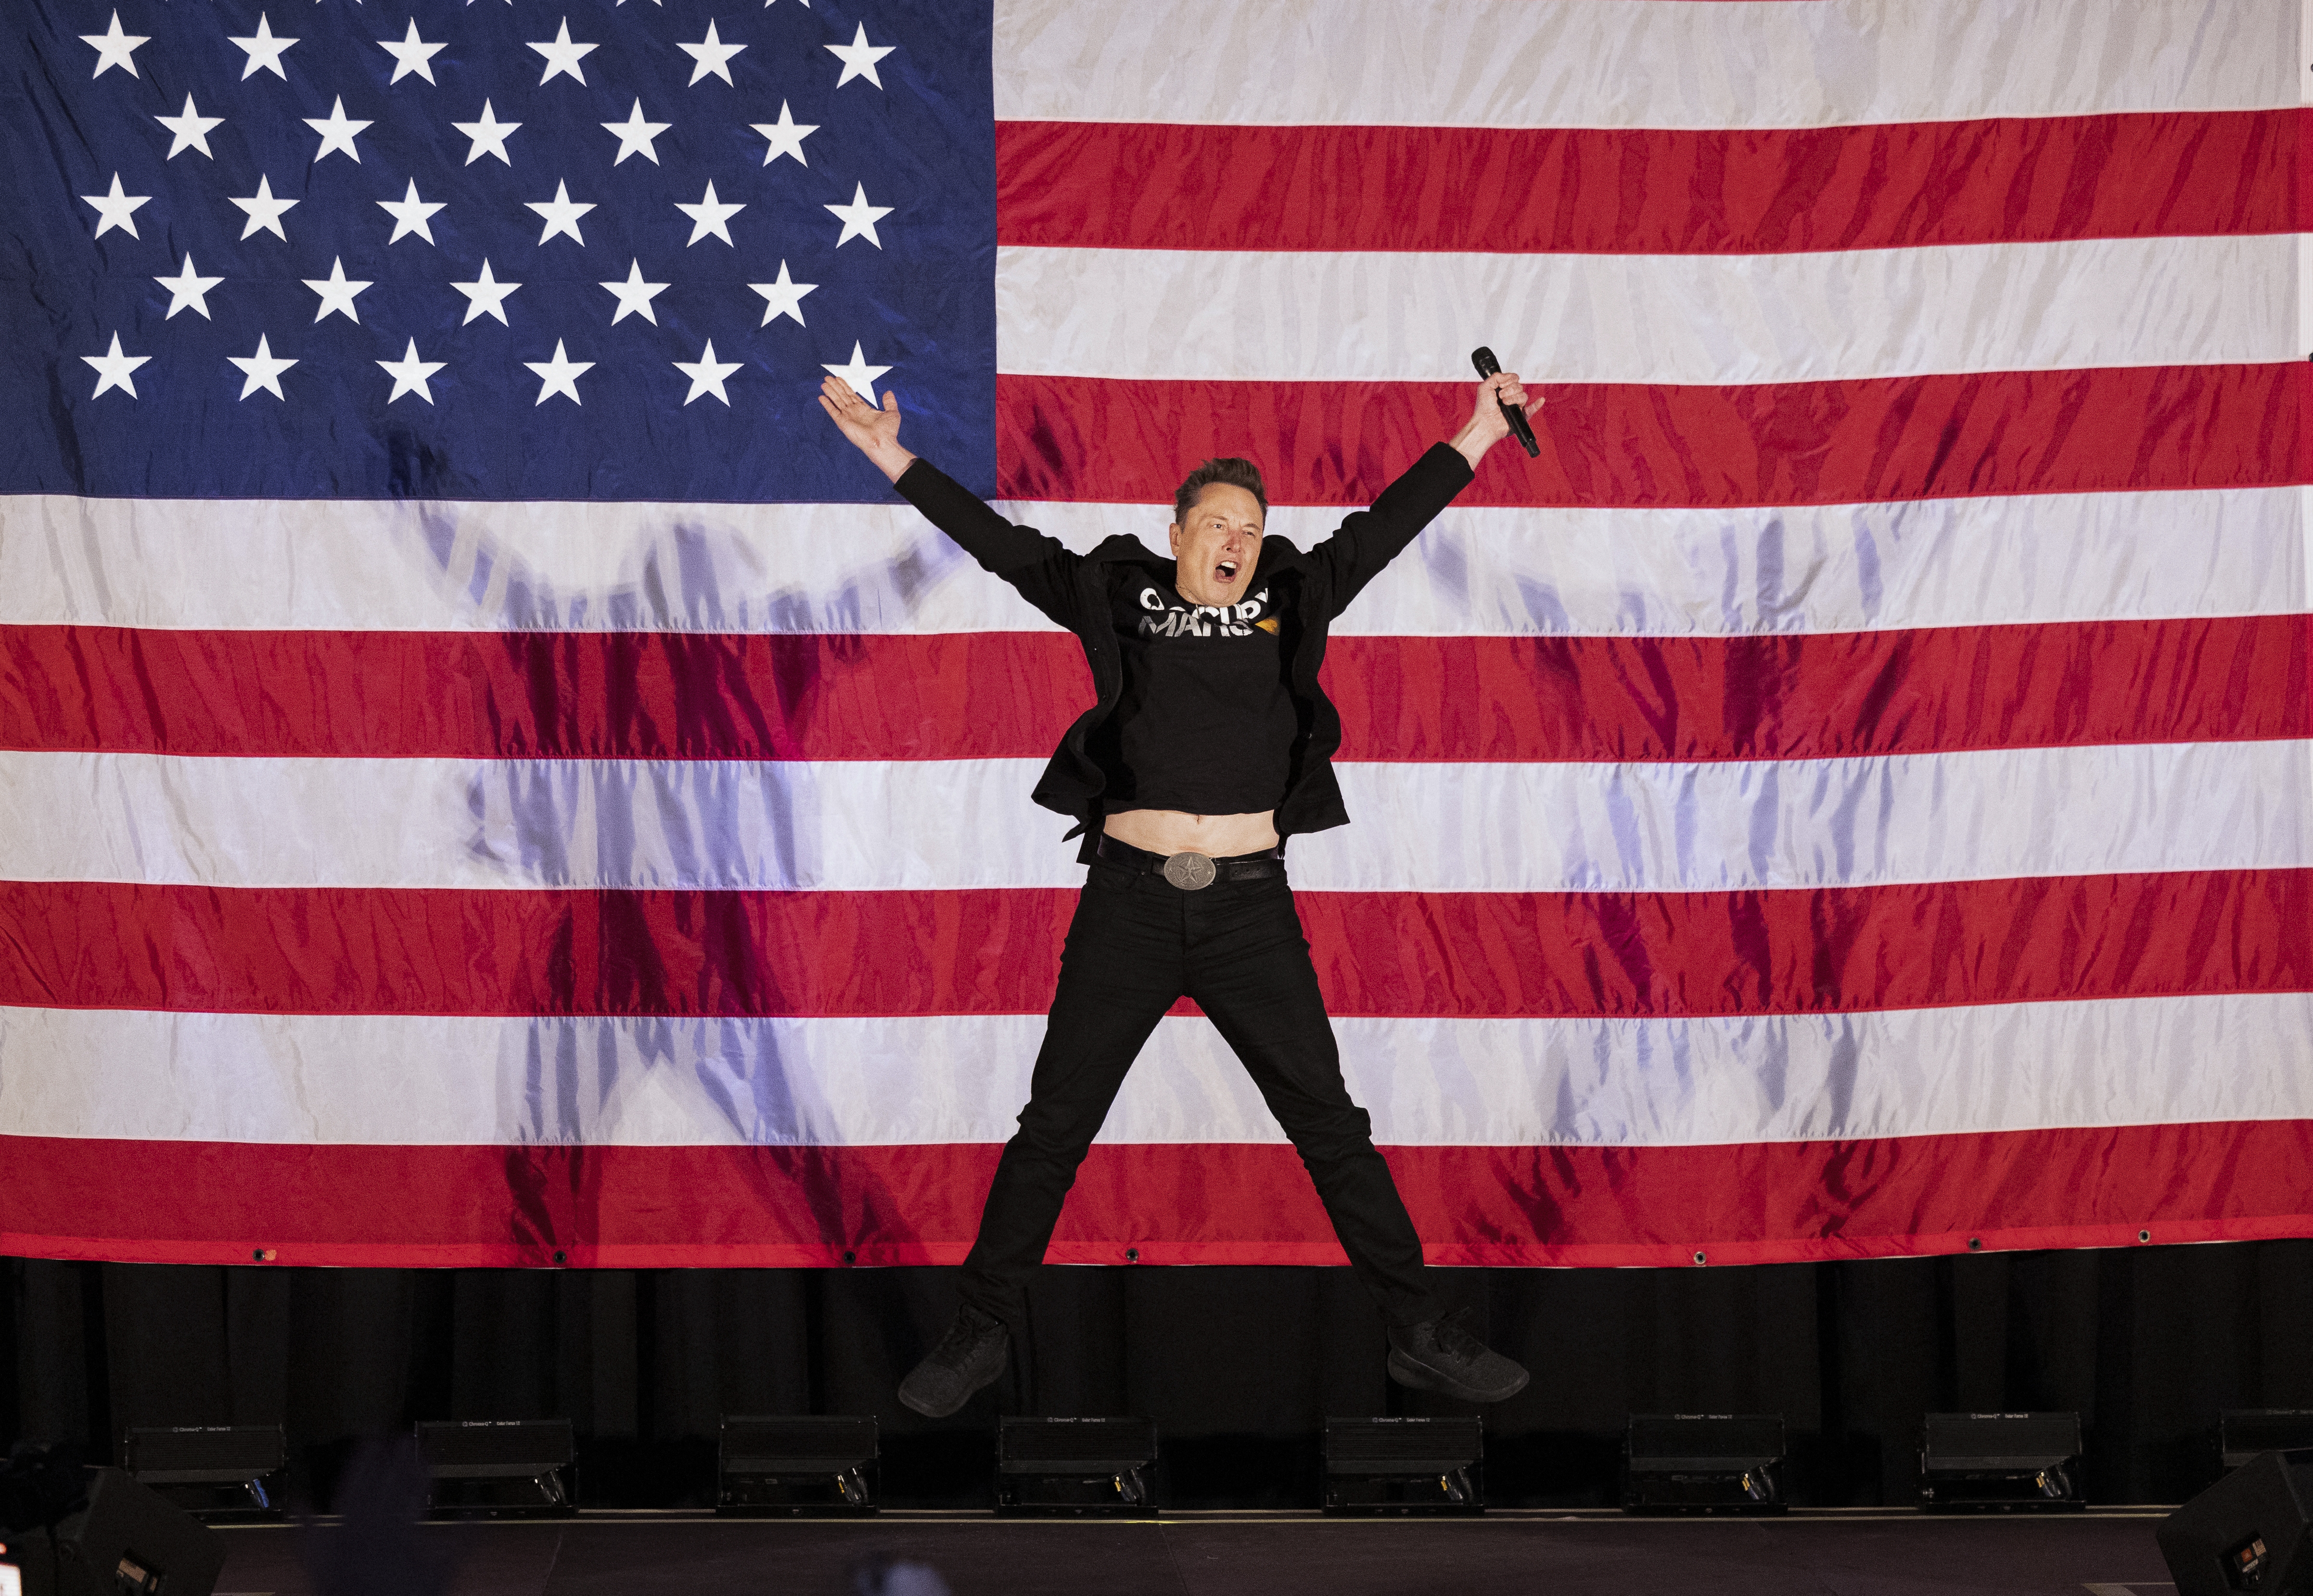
left=995, top=0, right=2293, bottom=128
left=5, top=488, right=2300, bottom=638
left=997, top=238, right=2292, bottom=385
left=3, top=745, right=2304, bottom=894
left=6, top=995, right=2308, bottom=1148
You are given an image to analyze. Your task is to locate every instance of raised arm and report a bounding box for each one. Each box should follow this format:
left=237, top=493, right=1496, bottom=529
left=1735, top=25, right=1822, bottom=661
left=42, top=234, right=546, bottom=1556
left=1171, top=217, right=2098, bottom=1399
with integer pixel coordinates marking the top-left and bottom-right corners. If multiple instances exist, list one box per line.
left=1449, top=370, right=1538, bottom=472
left=819, top=374, right=1086, bottom=626
left=818, top=373, right=917, bottom=484
left=1308, top=371, right=1541, bottom=612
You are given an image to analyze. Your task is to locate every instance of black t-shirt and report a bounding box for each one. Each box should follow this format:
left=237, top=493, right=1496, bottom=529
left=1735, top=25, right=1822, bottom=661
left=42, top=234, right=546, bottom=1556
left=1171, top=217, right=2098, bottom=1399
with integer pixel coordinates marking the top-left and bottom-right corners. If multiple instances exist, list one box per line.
left=1091, top=577, right=1301, bottom=817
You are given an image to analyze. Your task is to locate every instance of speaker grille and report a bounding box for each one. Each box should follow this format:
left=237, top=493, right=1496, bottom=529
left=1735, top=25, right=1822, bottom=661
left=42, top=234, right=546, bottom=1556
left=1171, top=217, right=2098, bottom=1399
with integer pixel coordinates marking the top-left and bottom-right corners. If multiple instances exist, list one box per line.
left=122, top=1425, right=284, bottom=1482
left=1921, top=1413, right=2081, bottom=1472
left=1326, top=1417, right=1483, bottom=1471
left=997, top=1417, right=1156, bottom=1470
left=1628, top=1415, right=1785, bottom=1471
left=415, top=1420, right=575, bottom=1477
left=2221, top=1411, right=2313, bottom=1468
left=721, top=1417, right=878, bottom=1472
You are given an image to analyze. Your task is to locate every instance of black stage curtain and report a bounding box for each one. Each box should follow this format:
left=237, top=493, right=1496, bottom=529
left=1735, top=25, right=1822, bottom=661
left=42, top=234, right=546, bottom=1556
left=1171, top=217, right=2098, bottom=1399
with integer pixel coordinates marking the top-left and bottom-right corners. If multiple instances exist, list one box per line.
left=8, top=1243, right=2311, bottom=1510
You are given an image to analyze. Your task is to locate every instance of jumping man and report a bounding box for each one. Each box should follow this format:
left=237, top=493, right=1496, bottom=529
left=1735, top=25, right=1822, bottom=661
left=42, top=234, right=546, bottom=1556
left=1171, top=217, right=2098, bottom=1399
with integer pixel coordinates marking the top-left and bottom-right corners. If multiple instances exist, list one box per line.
left=819, top=370, right=1541, bottom=1417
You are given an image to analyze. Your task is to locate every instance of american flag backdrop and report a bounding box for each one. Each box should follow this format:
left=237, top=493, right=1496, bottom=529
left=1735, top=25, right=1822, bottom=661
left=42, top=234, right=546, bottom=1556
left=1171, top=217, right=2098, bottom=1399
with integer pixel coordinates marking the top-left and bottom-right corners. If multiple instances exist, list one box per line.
left=1, top=0, right=2308, bottom=1270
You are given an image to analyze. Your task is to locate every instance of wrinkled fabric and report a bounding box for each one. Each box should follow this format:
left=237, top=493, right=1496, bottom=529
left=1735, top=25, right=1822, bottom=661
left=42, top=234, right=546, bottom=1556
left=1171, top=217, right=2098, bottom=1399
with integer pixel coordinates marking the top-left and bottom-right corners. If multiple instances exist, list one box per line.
left=3, top=742, right=2307, bottom=893
left=5, top=993, right=2312, bottom=1149
left=997, top=237, right=2291, bottom=385
left=995, top=0, right=2290, bottom=128
left=9, top=487, right=2302, bottom=638
left=996, top=115, right=2299, bottom=255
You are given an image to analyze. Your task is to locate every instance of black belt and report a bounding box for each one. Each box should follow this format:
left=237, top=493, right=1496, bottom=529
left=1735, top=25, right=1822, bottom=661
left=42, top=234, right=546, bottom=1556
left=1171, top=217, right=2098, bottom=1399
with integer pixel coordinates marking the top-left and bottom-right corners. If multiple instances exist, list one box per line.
left=1094, top=835, right=1285, bottom=891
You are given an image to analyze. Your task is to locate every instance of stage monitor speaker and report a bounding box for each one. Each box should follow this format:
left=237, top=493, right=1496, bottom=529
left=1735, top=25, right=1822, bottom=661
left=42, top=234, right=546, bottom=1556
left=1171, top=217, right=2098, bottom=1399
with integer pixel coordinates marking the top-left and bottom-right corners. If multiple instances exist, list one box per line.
left=994, top=1418, right=1156, bottom=1517
left=1918, top=1412, right=2084, bottom=1510
left=122, top=1425, right=285, bottom=1521
left=2158, top=1447, right=2313, bottom=1596
left=716, top=1417, right=877, bottom=1517
left=2226, top=1416, right=2313, bottom=1474
left=1323, top=1417, right=1484, bottom=1515
left=414, top=1420, right=575, bottom=1519
left=1, top=1468, right=225, bottom=1596
left=1623, top=1414, right=1786, bottom=1513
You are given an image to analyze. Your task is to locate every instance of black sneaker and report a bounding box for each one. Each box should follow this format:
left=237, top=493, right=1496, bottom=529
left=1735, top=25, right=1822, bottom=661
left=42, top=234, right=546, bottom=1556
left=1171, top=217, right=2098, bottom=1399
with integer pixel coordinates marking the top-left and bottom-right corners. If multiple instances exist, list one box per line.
left=897, top=1305, right=1009, bottom=1418
left=1386, top=1309, right=1529, bottom=1404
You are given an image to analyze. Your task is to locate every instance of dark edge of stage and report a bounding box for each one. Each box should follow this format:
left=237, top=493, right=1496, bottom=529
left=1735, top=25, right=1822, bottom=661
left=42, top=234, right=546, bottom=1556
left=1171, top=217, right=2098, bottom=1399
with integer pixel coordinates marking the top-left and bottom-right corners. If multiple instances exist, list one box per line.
left=196, top=1506, right=2188, bottom=1596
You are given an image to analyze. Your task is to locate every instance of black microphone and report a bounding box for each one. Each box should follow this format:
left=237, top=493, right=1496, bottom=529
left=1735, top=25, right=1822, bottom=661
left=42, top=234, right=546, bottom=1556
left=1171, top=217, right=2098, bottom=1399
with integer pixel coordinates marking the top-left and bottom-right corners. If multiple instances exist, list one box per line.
left=1470, top=347, right=1538, bottom=458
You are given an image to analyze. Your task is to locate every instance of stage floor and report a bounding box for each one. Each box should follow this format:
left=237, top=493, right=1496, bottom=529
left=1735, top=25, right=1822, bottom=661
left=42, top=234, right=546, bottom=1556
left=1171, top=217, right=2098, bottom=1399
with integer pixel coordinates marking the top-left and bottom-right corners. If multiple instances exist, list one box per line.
left=206, top=1507, right=2181, bottom=1595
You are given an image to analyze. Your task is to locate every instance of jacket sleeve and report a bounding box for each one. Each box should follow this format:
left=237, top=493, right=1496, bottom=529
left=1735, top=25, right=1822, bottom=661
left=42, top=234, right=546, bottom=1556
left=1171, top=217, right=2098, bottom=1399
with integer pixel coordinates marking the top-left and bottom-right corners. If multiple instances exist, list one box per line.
left=895, top=458, right=1086, bottom=629
left=1303, top=443, right=1475, bottom=616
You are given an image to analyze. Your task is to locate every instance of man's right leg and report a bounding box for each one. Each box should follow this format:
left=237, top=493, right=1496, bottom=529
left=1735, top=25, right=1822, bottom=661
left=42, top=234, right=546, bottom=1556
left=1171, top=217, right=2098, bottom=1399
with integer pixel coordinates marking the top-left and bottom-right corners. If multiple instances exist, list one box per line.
left=901, top=864, right=1182, bottom=1416
left=958, top=862, right=1185, bottom=1320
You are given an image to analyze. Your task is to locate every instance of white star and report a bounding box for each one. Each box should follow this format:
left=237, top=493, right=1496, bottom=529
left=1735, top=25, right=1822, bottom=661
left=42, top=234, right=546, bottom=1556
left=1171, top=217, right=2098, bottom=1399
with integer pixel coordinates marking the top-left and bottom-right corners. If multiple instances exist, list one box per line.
left=524, top=339, right=593, bottom=406
left=304, top=97, right=372, bottom=164
left=378, top=338, right=446, bottom=405
left=229, top=333, right=297, bottom=401
left=824, top=182, right=891, bottom=248
left=228, top=174, right=298, bottom=242
left=81, top=332, right=150, bottom=399
left=752, top=101, right=818, bottom=166
left=227, top=14, right=299, bottom=82
left=452, top=100, right=521, bottom=166
left=379, top=179, right=446, bottom=245
left=674, top=339, right=742, bottom=407
left=599, top=259, right=669, bottom=324
left=675, top=179, right=743, bottom=246
left=303, top=257, right=373, bottom=323
left=527, top=180, right=595, bottom=246
left=528, top=17, right=598, bottom=86
left=378, top=20, right=446, bottom=86
left=156, top=94, right=224, bottom=160
left=80, top=173, right=150, bottom=240
left=601, top=99, right=670, bottom=166
left=80, top=12, right=149, bottom=79
left=449, top=259, right=522, bottom=325
left=821, top=341, right=891, bottom=406
left=748, top=259, right=817, bottom=327
left=154, top=255, right=223, bottom=320
left=825, top=23, right=894, bottom=89
left=677, top=19, right=746, bottom=85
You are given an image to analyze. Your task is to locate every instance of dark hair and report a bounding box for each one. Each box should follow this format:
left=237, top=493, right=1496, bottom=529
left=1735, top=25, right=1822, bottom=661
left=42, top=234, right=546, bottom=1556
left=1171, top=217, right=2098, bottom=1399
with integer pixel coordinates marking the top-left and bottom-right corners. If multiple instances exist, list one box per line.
left=1172, top=457, right=1267, bottom=527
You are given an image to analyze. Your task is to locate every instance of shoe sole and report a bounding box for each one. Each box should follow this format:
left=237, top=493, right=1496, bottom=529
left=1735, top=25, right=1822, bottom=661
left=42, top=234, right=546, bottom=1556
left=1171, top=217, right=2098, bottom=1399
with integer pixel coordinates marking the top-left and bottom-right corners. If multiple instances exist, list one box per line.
left=1386, top=1349, right=1530, bottom=1405
left=897, top=1357, right=1006, bottom=1420
left=897, top=1382, right=970, bottom=1420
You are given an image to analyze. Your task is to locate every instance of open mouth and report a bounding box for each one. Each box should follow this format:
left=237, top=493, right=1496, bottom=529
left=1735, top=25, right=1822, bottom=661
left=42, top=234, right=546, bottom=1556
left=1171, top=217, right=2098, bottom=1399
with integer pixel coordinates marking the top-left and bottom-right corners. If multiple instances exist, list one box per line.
left=1215, top=561, right=1238, bottom=582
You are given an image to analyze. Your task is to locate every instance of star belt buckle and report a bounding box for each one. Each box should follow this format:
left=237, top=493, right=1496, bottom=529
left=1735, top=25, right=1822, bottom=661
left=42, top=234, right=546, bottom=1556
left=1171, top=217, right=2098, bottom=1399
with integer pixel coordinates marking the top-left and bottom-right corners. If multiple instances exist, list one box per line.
left=1161, top=851, right=1217, bottom=891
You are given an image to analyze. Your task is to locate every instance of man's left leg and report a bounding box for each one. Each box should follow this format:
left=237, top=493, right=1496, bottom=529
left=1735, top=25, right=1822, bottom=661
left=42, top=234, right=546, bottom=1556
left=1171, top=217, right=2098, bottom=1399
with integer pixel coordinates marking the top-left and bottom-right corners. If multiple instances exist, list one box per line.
left=1188, top=873, right=1529, bottom=1402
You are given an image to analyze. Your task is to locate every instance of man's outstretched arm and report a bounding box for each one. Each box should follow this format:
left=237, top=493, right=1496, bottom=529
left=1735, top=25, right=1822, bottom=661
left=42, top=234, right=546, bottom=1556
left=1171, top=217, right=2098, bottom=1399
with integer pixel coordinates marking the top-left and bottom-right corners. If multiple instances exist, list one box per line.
left=819, top=374, right=1086, bottom=626
left=1310, top=370, right=1541, bottom=613
left=818, top=374, right=918, bottom=484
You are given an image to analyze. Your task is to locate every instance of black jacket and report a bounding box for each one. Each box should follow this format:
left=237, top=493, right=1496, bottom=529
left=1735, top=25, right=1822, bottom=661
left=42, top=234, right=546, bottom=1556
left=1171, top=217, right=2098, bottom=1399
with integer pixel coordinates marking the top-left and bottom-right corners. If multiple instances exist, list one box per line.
left=894, top=444, right=1476, bottom=859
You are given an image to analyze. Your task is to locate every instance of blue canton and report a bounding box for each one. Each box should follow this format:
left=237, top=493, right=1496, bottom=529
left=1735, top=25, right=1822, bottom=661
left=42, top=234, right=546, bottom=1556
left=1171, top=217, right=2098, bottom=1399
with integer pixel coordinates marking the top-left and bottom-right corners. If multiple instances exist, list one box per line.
left=0, top=0, right=996, bottom=501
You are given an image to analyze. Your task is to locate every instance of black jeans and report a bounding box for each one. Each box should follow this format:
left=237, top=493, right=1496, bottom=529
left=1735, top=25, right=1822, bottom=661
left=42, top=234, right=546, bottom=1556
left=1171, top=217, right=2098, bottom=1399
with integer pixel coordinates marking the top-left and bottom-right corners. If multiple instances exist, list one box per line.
left=956, top=858, right=1439, bottom=1328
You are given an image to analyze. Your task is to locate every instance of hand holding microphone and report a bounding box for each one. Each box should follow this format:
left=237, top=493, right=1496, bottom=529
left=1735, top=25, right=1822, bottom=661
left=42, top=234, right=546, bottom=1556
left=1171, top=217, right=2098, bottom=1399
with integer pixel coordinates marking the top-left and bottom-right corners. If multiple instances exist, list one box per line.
left=1470, top=347, right=1540, bottom=458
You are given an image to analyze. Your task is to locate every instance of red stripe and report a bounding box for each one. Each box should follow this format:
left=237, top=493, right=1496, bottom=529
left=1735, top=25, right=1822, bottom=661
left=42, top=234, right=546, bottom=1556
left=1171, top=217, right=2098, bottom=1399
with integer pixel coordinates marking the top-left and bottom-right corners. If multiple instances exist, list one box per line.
left=5, top=1125, right=2309, bottom=1269
left=8, top=617, right=2302, bottom=762
left=0, top=628, right=1086, bottom=762
left=997, top=111, right=2299, bottom=255
left=994, top=365, right=2301, bottom=509
left=8, top=871, right=2305, bottom=1019
left=1325, top=619, right=2312, bottom=763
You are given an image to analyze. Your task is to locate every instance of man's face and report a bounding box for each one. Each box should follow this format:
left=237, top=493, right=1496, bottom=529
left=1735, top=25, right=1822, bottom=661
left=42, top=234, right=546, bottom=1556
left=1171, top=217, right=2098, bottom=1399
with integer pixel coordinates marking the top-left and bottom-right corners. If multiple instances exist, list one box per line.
left=1169, top=483, right=1264, bottom=609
